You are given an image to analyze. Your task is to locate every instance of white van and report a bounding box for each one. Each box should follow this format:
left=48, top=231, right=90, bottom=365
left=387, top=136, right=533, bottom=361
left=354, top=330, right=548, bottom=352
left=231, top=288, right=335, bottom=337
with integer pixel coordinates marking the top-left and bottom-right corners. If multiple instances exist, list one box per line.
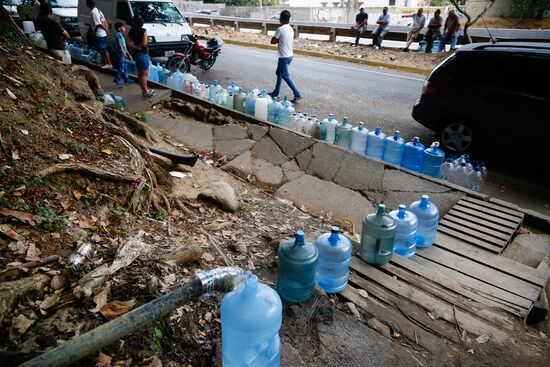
left=77, top=0, right=192, bottom=57
left=50, top=0, right=80, bottom=37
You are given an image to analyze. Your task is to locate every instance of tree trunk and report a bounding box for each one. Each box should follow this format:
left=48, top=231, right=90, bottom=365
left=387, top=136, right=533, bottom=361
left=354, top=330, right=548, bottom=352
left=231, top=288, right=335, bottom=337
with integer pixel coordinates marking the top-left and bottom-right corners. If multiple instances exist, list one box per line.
left=450, top=0, right=496, bottom=45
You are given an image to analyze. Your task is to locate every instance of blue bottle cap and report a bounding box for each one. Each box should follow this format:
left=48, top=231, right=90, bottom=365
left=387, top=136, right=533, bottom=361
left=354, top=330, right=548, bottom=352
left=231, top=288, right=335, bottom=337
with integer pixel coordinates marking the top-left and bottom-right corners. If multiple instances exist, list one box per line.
left=295, top=230, right=305, bottom=240
left=393, top=131, right=400, bottom=140
left=330, top=226, right=340, bottom=233
left=375, top=127, right=381, bottom=135
left=398, top=204, right=407, bottom=218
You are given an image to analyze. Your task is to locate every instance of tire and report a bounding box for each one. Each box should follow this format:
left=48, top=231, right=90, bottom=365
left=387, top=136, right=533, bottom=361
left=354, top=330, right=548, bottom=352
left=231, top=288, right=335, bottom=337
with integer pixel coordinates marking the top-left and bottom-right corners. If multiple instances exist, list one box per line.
left=166, top=55, right=190, bottom=74
left=438, top=116, right=477, bottom=154
left=200, top=54, right=217, bottom=71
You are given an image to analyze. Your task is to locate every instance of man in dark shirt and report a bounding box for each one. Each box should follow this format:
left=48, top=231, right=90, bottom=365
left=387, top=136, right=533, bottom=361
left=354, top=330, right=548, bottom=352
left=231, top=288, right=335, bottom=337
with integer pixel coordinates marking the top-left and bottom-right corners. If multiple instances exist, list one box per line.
left=353, top=8, right=368, bottom=46
left=35, top=2, right=71, bottom=64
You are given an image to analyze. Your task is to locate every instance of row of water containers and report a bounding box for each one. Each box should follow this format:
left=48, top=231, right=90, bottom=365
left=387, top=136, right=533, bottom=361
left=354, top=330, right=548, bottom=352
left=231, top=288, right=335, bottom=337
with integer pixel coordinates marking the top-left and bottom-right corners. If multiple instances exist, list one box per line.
left=68, top=43, right=139, bottom=74
left=221, top=194, right=439, bottom=366
left=441, top=155, right=487, bottom=192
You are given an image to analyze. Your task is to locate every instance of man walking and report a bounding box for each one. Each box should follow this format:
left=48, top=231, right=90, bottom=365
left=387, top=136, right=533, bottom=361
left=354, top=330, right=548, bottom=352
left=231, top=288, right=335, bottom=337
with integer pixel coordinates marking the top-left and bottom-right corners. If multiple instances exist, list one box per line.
left=402, top=8, right=426, bottom=52
left=87, top=0, right=112, bottom=69
left=35, top=2, right=71, bottom=64
left=353, top=8, right=368, bottom=46
left=424, top=9, right=442, bottom=53
left=269, top=10, right=302, bottom=103
left=371, top=7, right=391, bottom=50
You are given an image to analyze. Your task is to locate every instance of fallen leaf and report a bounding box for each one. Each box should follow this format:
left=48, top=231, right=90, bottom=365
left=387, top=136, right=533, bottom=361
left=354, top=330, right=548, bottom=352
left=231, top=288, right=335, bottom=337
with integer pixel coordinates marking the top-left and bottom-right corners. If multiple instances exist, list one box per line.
left=78, top=216, right=97, bottom=229
left=0, top=224, right=20, bottom=240
left=6, top=88, right=17, bottom=100
left=11, top=149, right=19, bottom=160
left=60, top=199, right=73, bottom=210
left=90, top=284, right=110, bottom=313
left=101, top=149, right=112, bottom=155
left=144, top=356, right=162, bottom=367
left=475, top=334, right=490, bottom=344
left=96, top=351, right=112, bottom=367
left=9, top=314, right=34, bottom=339
left=358, top=289, right=369, bottom=299
left=247, top=257, right=255, bottom=270
left=40, top=293, right=60, bottom=310
left=58, top=153, right=73, bottom=160
left=100, top=298, right=136, bottom=320
left=202, top=252, right=215, bottom=262
left=110, top=232, right=150, bottom=273
left=73, top=191, right=83, bottom=200
left=20, top=130, right=29, bottom=135
left=25, top=243, right=41, bottom=261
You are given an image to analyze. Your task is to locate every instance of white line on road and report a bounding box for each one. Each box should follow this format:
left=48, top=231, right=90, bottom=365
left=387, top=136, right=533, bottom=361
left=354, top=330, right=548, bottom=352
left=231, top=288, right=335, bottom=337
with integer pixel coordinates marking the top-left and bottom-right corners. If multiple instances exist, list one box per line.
left=225, top=45, right=426, bottom=82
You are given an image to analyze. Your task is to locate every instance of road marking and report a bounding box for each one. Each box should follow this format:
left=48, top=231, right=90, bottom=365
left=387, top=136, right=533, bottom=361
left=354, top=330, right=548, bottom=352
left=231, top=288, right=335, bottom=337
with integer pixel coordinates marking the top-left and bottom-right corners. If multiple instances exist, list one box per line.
left=225, top=45, right=426, bottom=82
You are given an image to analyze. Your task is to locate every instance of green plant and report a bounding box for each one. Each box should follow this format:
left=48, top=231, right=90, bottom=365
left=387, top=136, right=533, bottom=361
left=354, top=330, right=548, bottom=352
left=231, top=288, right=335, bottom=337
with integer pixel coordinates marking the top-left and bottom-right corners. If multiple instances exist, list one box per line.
left=135, top=112, right=148, bottom=123
left=153, top=210, right=168, bottom=221
left=153, top=326, right=164, bottom=353
left=36, top=204, right=70, bottom=233
left=512, top=0, right=550, bottom=18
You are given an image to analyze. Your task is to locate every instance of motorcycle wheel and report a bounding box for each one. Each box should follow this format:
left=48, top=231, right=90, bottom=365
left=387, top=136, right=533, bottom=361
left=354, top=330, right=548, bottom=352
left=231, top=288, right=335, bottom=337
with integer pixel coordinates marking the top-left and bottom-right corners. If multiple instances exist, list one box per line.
left=200, top=54, right=217, bottom=71
left=166, top=55, right=190, bottom=74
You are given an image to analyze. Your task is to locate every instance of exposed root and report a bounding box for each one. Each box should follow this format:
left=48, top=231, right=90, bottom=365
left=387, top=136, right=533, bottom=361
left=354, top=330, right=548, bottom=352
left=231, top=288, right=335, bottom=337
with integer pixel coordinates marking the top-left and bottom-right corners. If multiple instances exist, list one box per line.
left=106, top=107, right=161, bottom=144
left=39, top=163, right=138, bottom=182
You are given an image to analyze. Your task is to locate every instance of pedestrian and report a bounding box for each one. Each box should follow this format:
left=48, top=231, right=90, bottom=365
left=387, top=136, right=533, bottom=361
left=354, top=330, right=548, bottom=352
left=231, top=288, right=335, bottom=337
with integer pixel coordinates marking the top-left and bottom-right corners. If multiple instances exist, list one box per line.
left=371, top=7, right=391, bottom=50
left=424, top=9, right=443, bottom=53
left=439, top=9, right=461, bottom=52
left=35, top=2, right=71, bottom=64
left=113, top=22, right=135, bottom=88
left=402, top=8, right=426, bottom=52
left=127, top=15, right=155, bottom=98
left=86, top=0, right=112, bottom=69
left=353, top=7, right=368, bottom=47
left=269, top=10, right=302, bottom=103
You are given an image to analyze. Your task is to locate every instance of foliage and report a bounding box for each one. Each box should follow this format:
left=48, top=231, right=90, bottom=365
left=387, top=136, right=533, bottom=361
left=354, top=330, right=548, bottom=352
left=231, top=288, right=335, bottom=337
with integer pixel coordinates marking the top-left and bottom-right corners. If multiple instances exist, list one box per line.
left=512, top=0, right=550, bottom=18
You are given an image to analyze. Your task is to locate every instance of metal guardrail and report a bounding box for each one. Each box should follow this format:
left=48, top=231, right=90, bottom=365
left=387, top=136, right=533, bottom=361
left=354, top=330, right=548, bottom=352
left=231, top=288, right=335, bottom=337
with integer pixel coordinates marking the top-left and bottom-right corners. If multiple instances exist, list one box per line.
left=183, top=13, right=550, bottom=44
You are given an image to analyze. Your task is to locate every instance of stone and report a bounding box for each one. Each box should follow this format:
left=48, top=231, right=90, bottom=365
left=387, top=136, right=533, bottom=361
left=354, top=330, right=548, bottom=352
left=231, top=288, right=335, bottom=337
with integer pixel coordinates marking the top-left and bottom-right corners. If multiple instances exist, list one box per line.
left=246, top=122, right=269, bottom=141
left=231, top=242, right=247, bottom=254
left=167, top=243, right=204, bottom=266
left=215, top=139, right=256, bottom=156
left=343, top=302, right=361, bottom=319
left=254, top=159, right=285, bottom=186
left=0, top=274, right=49, bottom=323
left=269, top=128, right=314, bottom=158
left=502, top=234, right=550, bottom=268
left=146, top=113, right=213, bottom=151
left=282, top=159, right=304, bottom=181
left=251, top=136, right=288, bottom=165
left=333, top=152, right=384, bottom=191
left=306, top=142, right=347, bottom=181
left=214, top=124, right=248, bottom=141
left=198, top=181, right=239, bottom=212
left=223, top=151, right=253, bottom=176
left=50, top=275, right=67, bottom=290
left=277, top=175, right=376, bottom=226
left=383, top=191, right=464, bottom=217
left=295, top=148, right=313, bottom=171
left=382, top=169, right=450, bottom=193
left=367, top=317, right=392, bottom=340
left=281, top=338, right=307, bottom=367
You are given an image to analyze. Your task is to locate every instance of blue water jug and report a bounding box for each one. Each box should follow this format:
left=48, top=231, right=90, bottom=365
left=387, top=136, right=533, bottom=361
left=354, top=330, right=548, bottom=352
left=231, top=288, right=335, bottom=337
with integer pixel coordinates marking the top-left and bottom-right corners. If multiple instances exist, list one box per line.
left=382, top=131, right=405, bottom=165
left=267, top=97, right=283, bottom=124
left=171, top=68, right=182, bottom=90
left=150, top=63, right=160, bottom=83
left=158, top=65, right=169, bottom=85
left=389, top=205, right=418, bottom=259
left=127, top=60, right=137, bottom=75
left=221, top=274, right=282, bottom=367
left=209, top=80, right=220, bottom=101
left=277, top=231, right=319, bottom=302
left=279, top=101, right=294, bottom=127
left=245, top=90, right=259, bottom=116
left=409, top=195, right=439, bottom=248
left=401, top=137, right=425, bottom=171
left=350, top=122, right=368, bottom=155
left=420, top=141, right=446, bottom=178
left=360, top=204, right=396, bottom=265
left=227, top=81, right=238, bottom=95
left=365, top=127, right=386, bottom=159
left=315, top=226, right=352, bottom=293
left=335, top=117, right=353, bottom=150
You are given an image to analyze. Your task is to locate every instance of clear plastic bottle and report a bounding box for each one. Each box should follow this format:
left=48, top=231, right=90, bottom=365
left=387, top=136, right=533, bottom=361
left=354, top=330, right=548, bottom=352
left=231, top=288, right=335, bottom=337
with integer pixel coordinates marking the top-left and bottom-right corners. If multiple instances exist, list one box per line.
left=158, top=65, right=169, bottom=85
left=382, top=131, right=405, bottom=165
left=420, top=141, right=446, bottom=178
left=409, top=195, right=439, bottom=248
left=221, top=274, right=282, bottom=367
left=440, top=158, right=455, bottom=181
left=401, top=137, right=425, bottom=172
left=218, top=89, right=228, bottom=106
left=365, top=127, right=386, bottom=159
left=389, top=205, right=418, bottom=259
left=311, top=116, right=322, bottom=139
left=277, top=231, right=319, bottom=302
left=295, top=113, right=306, bottom=133
left=322, top=114, right=339, bottom=144
left=234, top=88, right=247, bottom=113
left=335, top=117, right=353, bottom=150
left=170, top=68, right=183, bottom=90
left=245, top=89, right=259, bottom=116
left=279, top=102, right=294, bottom=127
left=226, top=81, right=239, bottom=95
left=467, top=166, right=485, bottom=192
left=303, top=117, right=314, bottom=135
left=452, top=162, right=470, bottom=187
left=288, top=113, right=299, bottom=130
left=209, top=80, right=222, bottom=101
left=350, top=122, right=369, bottom=155
left=267, top=97, right=282, bottom=123
left=315, top=226, right=352, bottom=293
left=360, top=204, right=396, bottom=265
left=226, top=92, right=234, bottom=110
left=255, top=89, right=271, bottom=121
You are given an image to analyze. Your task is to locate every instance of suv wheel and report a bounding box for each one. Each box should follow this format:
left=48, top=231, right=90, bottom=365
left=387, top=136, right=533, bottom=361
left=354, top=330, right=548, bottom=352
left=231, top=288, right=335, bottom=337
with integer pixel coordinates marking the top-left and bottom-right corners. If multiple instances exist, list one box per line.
left=438, top=117, right=475, bottom=153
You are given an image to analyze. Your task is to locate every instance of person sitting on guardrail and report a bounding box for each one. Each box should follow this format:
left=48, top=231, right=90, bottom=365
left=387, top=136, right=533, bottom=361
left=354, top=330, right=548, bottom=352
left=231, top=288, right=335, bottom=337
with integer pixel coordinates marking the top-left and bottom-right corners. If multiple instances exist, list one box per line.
left=353, top=8, right=369, bottom=46
left=402, top=8, right=426, bottom=52
left=371, top=7, right=391, bottom=50
left=35, top=2, right=71, bottom=64
left=424, top=9, right=443, bottom=53
left=439, top=9, right=461, bottom=52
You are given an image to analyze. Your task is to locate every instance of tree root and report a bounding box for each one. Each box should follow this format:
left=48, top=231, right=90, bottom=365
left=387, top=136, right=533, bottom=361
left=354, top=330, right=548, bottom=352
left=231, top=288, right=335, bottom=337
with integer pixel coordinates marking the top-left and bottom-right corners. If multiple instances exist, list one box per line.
left=39, top=163, right=138, bottom=182
left=106, top=107, right=161, bottom=144
left=165, top=99, right=234, bottom=125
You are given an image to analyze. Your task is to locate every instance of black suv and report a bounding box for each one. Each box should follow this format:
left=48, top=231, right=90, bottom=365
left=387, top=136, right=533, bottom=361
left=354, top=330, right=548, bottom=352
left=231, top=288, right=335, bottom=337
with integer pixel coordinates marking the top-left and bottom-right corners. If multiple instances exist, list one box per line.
left=412, top=43, right=550, bottom=160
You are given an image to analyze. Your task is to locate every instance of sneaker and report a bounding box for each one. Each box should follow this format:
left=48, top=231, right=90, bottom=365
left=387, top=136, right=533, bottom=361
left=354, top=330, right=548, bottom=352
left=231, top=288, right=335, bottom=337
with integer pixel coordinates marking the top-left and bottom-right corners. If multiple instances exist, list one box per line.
left=114, top=81, right=124, bottom=88
left=268, top=92, right=279, bottom=99
left=101, top=64, right=113, bottom=69
left=125, top=79, right=136, bottom=84
left=143, top=89, right=156, bottom=98
left=290, top=95, right=302, bottom=104
left=374, top=46, right=380, bottom=50
left=401, top=48, right=410, bottom=52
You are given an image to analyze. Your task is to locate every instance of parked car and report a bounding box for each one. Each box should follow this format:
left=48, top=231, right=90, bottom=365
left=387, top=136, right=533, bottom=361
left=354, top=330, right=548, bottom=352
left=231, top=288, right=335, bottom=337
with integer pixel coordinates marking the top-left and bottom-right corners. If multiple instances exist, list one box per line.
left=412, top=42, right=550, bottom=160
left=50, top=0, right=80, bottom=38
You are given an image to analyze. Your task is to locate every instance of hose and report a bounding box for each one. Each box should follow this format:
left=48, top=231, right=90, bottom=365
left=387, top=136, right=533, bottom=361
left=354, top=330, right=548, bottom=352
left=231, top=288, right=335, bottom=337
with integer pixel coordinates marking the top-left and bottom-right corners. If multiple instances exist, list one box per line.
left=20, top=267, right=249, bottom=367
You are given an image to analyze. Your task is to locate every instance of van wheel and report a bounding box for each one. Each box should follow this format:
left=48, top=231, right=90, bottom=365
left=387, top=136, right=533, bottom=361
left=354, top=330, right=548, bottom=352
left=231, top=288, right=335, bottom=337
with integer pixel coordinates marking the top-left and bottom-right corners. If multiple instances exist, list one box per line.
left=438, top=117, right=476, bottom=153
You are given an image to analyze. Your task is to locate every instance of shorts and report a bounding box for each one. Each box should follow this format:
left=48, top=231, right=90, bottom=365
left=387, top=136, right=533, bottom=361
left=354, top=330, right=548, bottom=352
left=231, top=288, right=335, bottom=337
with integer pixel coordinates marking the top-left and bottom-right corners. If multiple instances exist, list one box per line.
left=96, top=36, right=108, bottom=53
left=50, top=49, right=72, bottom=65
left=408, top=29, right=421, bottom=40
left=134, top=52, right=150, bottom=71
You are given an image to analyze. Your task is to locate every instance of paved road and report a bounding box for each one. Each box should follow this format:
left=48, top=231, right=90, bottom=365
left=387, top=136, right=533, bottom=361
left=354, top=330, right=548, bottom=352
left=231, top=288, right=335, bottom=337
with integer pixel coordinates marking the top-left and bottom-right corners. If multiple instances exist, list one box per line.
left=196, top=44, right=434, bottom=144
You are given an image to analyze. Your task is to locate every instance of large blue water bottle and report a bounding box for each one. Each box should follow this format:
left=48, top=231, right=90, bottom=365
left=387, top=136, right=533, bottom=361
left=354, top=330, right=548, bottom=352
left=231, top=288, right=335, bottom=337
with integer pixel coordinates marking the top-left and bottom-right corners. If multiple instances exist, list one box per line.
left=350, top=122, right=368, bottom=155
left=277, top=231, right=319, bottom=302
left=267, top=97, right=282, bottom=123
left=401, top=137, right=425, bottom=171
left=409, top=195, right=439, bottom=248
left=335, top=117, right=353, bottom=149
left=221, top=274, right=282, bottom=367
left=314, top=226, right=352, bottom=293
left=365, top=127, right=386, bottom=159
left=360, top=204, right=396, bottom=265
left=171, top=68, right=182, bottom=90
left=420, top=141, right=446, bottom=178
left=389, top=205, right=418, bottom=258
left=158, top=65, right=169, bottom=85
left=382, top=131, right=405, bottom=165
left=245, top=90, right=259, bottom=116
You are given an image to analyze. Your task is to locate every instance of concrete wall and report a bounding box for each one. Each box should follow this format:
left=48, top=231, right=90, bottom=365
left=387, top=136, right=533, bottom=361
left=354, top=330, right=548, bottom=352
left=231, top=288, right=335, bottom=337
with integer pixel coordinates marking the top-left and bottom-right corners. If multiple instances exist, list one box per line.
left=173, top=1, right=225, bottom=13
left=465, top=0, right=513, bottom=18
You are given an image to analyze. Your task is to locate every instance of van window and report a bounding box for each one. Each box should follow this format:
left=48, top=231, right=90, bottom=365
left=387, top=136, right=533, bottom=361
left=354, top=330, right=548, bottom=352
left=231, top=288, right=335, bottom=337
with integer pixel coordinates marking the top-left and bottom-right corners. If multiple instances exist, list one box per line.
left=130, top=1, right=185, bottom=23
left=117, top=1, right=132, bottom=23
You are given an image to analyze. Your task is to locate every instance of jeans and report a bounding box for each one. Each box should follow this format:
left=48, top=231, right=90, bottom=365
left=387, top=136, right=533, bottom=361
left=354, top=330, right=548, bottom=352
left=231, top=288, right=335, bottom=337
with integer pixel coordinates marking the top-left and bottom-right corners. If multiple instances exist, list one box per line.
left=372, top=27, right=388, bottom=47
left=424, top=29, right=440, bottom=53
left=439, top=31, right=460, bottom=52
left=450, top=30, right=462, bottom=49
left=114, top=54, right=129, bottom=83
left=354, top=24, right=367, bottom=46
left=273, top=57, right=301, bottom=98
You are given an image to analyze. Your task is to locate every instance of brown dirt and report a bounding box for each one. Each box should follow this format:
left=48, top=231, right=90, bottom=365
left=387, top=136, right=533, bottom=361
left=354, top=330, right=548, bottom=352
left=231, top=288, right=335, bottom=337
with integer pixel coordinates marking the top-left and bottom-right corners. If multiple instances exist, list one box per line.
left=473, top=17, right=550, bottom=30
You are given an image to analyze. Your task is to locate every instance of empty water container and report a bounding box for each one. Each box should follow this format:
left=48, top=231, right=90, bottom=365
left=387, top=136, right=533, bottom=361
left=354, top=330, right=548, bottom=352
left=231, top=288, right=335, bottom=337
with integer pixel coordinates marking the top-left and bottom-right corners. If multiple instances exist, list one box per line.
left=360, top=204, right=396, bottom=265
left=226, top=92, right=234, bottom=110
left=335, top=117, right=353, bottom=149
left=221, top=274, right=282, bottom=367
left=409, top=195, right=439, bottom=248
left=420, top=141, right=446, bottom=178
left=279, top=102, right=294, bottom=127
left=365, top=127, right=386, bottom=159
left=311, top=116, right=322, bottom=139
left=227, top=81, right=238, bottom=95
left=389, top=205, right=418, bottom=259
left=267, top=97, right=283, bottom=124
left=158, top=65, right=169, bottom=85
left=315, top=226, right=352, bottom=293
left=440, top=157, right=455, bottom=181
left=148, top=63, right=160, bottom=83
left=127, top=60, right=137, bottom=75
left=171, top=68, right=183, bottom=90
left=401, top=137, right=425, bottom=171
left=277, top=231, right=319, bottom=302
left=245, top=90, right=259, bottom=116
left=322, top=114, right=339, bottom=144
left=255, top=89, right=271, bottom=120
left=234, top=88, right=247, bottom=113
left=383, top=131, right=405, bottom=165
left=350, top=122, right=368, bottom=155
left=295, top=113, right=307, bottom=133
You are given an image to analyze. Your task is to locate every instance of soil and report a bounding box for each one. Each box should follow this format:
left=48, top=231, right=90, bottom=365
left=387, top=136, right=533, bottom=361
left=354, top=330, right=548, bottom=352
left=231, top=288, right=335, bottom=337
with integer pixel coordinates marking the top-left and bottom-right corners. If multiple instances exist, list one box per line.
left=474, top=17, right=550, bottom=30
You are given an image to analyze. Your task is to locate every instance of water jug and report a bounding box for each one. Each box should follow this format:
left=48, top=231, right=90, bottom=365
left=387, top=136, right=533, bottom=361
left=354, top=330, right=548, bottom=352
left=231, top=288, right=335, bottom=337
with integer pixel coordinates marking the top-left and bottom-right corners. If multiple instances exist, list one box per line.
left=311, top=116, right=322, bottom=139
left=322, top=114, right=339, bottom=144
left=209, top=80, right=222, bottom=101
left=149, top=63, right=160, bottom=83
left=221, top=274, right=282, bottom=367
left=315, top=226, right=352, bottom=293
left=171, top=68, right=183, bottom=90
left=277, top=231, right=319, bottom=302
left=360, top=204, right=396, bottom=266
left=295, top=113, right=306, bottom=133
left=401, top=137, right=425, bottom=172
left=234, top=88, right=247, bottom=113
left=365, top=127, right=386, bottom=159
left=440, top=158, right=455, bottom=181
left=255, top=89, right=271, bottom=120
left=420, top=142, right=446, bottom=178
left=350, top=122, right=368, bottom=155
left=218, top=89, right=228, bottom=106
left=303, top=117, right=314, bottom=135
left=227, top=81, right=239, bottom=95
left=467, top=166, right=485, bottom=192
left=335, top=117, right=353, bottom=150
left=389, top=205, right=418, bottom=259
left=226, top=93, right=234, bottom=110
left=245, top=89, right=259, bottom=116
left=382, top=131, right=405, bottom=165
left=288, top=113, right=299, bottom=130
left=192, top=82, right=202, bottom=97
left=279, top=101, right=294, bottom=127
left=452, top=162, right=470, bottom=187
left=409, top=195, right=439, bottom=248
left=267, top=97, right=282, bottom=123
left=158, top=65, right=169, bottom=85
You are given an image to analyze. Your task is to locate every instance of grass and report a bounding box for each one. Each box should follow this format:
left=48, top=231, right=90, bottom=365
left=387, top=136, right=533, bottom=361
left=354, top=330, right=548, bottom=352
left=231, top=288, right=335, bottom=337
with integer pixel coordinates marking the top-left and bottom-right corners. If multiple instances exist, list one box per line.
left=135, top=112, right=148, bottom=123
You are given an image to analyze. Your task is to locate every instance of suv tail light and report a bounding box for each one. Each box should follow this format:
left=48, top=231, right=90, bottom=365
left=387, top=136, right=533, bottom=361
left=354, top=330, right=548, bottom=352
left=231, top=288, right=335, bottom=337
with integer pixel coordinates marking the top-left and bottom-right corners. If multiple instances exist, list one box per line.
left=422, top=80, right=437, bottom=95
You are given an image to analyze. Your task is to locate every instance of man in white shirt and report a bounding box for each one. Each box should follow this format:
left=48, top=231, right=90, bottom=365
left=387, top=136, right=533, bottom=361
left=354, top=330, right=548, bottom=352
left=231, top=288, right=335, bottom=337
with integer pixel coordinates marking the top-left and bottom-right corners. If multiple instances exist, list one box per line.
left=269, top=10, right=302, bottom=103
left=402, top=8, right=426, bottom=52
left=87, top=0, right=112, bottom=69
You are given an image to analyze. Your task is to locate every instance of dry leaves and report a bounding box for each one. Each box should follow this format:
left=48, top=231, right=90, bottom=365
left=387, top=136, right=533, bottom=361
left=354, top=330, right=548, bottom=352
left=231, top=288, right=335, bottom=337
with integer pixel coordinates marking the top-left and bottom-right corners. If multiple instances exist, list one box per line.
left=25, top=243, right=41, bottom=261
left=78, top=215, right=97, bottom=229
left=0, top=224, right=20, bottom=240
left=100, top=299, right=136, bottom=320
left=0, top=207, right=40, bottom=225
left=9, top=314, right=34, bottom=339
left=40, top=293, right=60, bottom=310
left=96, top=351, right=112, bottom=367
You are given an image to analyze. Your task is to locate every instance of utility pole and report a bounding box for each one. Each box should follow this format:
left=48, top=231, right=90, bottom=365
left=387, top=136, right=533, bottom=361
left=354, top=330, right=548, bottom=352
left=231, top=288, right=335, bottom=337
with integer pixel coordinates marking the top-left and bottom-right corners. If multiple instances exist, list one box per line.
left=259, top=0, right=263, bottom=19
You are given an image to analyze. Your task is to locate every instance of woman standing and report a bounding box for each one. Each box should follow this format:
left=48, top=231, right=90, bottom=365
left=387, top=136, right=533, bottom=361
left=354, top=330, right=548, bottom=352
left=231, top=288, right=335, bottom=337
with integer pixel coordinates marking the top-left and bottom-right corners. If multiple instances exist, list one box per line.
left=127, top=15, right=155, bottom=98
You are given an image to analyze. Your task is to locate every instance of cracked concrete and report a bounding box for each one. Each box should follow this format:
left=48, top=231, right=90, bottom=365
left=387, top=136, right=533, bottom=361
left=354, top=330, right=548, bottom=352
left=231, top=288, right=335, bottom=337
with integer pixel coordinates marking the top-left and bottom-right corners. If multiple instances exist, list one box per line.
left=306, top=142, right=348, bottom=181
left=251, top=136, right=288, bottom=165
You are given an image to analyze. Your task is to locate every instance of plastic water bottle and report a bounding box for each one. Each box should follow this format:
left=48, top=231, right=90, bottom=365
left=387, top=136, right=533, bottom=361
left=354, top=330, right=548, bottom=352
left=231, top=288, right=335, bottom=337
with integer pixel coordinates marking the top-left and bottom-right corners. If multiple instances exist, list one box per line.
left=420, top=142, right=446, bottom=178
left=350, top=122, right=368, bottom=155
left=127, top=60, right=137, bottom=75
left=382, top=131, right=405, bottom=165
left=148, top=63, right=160, bottom=82
left=315, top=226, right=352, bottom=293
left=478, top=160, right=488, bottom=181
left=409, top=195, right=439, bottom=248
left=277, top=231, right=319, bottom=302
left=226, top=81, right=238, bottom=95
left=401, top=137, right=425, bottom=172
left=365, top=127, right=386, bottom=159
left=335, top=117, right=353, bottom=149
left=171, top=68, right=182, bottom=90
left=288, top=113, right=299, bottom=130
left=221, top=274, right=282, bottom=367
left=452, top=162, right=470, bottom=187
left=311, top=116, right=322, bottom=139
left=467, top=166, right=485, bottom=192
left=245, top=89, right=259, bottom=116
left=209, top=80, right=220, bottom=101
left=255, top=89, right=271, bottom=120
left=267, top=97, right=282, bottom=123
left=158, top=65, right=169, bottom=85
left=440, top=158, right=455, bottom=181
left=226, top=93, right=234, bottom=110
left=360, top=204, right=396, bottom=266
left=322, top=114, right=339, bottom=144
left=295, top=112, right=306, bottom=133
left=234, top=88, right=247, bottom=113
left=389, top=205, right=418, bottom=259
left=218, top=89, right=228, bottom=106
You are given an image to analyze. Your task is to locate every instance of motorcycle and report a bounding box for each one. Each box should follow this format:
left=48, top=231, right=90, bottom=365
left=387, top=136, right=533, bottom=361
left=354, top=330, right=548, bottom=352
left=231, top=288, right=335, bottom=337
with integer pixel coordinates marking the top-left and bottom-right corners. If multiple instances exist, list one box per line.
left=166, top=34, right=223, bottom=73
